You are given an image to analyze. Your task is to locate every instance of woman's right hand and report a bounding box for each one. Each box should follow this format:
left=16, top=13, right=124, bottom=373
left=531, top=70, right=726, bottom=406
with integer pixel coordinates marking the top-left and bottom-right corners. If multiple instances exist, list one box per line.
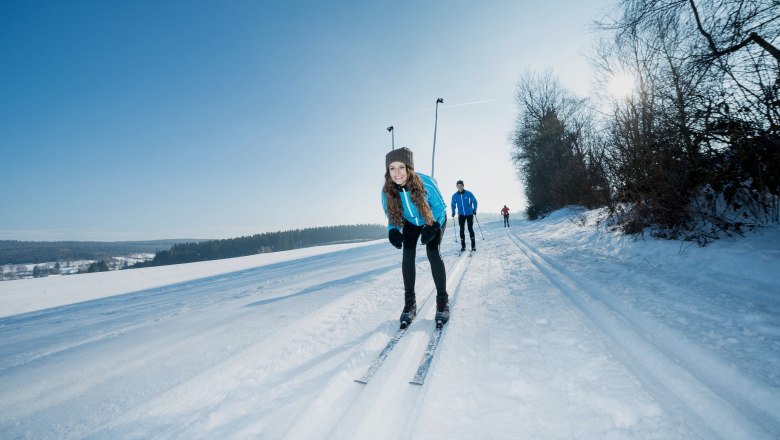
left=388, top=229, right=403, bottom=249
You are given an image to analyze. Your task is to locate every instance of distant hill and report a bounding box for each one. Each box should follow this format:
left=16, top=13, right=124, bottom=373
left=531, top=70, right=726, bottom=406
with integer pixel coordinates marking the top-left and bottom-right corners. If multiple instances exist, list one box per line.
left=0, top=239, right=206, bottom=266
left=131, top=224, right=386, bottom=268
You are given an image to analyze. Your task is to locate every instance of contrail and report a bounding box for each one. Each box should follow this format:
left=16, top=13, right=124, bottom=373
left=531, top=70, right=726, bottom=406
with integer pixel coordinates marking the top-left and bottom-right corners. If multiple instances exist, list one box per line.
left=441, top=98, right=502, bottom=109
left=411, top=98, right=502, bottom=112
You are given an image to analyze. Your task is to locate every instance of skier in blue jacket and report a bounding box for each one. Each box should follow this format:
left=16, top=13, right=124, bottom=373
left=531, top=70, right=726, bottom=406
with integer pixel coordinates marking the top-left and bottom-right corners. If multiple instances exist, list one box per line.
left=451, top=180, right=478, bottom=252
left=381, top=147, right=449, bottom=328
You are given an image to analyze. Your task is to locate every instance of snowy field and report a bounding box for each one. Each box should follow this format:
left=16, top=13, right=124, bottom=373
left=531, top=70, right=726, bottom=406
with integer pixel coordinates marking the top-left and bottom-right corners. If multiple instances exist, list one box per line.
left=1, top=209, right=779, bottom=439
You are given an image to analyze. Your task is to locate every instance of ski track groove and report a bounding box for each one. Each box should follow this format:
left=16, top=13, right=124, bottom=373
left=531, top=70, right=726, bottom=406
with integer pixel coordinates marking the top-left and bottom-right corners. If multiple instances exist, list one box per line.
left=405, top=240, right=492, bottom=438
left=506, top=228, right=779, bottom=440
left=0, top=248, right=403, bottom=439
left=88, top=292, right=377, bottom=436
left=304, top=251, right=473, bottom=440
left=0, top=255, right=372, bottom=372
left=130, top=249, right=457, bottom=439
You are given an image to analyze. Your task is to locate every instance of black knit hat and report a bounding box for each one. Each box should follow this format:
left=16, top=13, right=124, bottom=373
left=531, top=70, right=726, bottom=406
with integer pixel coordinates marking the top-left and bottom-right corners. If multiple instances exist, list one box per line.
left=385, top=147, right=414, bottom=169
left=456, top=180, right=464, bottom=186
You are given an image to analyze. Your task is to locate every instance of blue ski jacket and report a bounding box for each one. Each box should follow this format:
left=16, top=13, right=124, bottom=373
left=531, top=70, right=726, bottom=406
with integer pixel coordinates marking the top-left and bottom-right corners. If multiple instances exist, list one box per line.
left=381, top=173, right=447, bottom=231
left=451, top=190, right=478, bottom=216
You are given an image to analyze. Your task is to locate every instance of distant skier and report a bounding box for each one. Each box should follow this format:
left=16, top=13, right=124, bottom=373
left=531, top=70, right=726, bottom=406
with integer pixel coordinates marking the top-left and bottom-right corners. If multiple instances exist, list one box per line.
left=381, top=147, right=450, bottom=328
left=501, top=205, right=510, bottom=227
left=451, top=180, right=478, bottom=252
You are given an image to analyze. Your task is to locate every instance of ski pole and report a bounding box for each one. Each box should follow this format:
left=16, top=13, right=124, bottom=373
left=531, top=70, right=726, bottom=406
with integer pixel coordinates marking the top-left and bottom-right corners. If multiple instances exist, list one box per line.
left=474, top=214, right=485, bottom=240
left=453, top=217, right=458, bottom=243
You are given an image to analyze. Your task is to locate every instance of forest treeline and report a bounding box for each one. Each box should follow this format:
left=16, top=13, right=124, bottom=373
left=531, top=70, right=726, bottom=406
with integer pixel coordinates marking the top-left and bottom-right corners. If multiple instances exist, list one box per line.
left=512, top=0, right=779, bottom=244
left=130, top=224, right=386, bottom=268
left=0, top=240, right=198, bottom=265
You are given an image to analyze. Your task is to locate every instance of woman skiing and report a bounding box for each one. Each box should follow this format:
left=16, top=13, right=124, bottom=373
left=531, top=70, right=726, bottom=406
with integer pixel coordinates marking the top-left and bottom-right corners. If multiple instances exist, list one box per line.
left=381, top=147, right=450, bottom=329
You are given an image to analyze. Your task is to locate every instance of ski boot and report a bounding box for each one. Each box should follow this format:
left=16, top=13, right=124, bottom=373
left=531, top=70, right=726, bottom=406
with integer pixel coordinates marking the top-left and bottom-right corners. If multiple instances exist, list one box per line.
left=400, top=300, right=417, bottom=329
left=435, top=298, right=450, bottom=328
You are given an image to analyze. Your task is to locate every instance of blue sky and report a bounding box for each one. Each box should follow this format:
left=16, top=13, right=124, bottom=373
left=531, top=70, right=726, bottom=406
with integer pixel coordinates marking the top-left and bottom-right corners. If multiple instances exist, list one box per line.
left=1, top=0, right=615, bottom=241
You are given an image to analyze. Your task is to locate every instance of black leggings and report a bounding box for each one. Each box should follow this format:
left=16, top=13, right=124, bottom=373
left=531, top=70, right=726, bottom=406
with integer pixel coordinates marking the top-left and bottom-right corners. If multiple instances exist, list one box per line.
left=458, top=215, right=475, bottom=247
left=401, top=220, right=447, bottom=303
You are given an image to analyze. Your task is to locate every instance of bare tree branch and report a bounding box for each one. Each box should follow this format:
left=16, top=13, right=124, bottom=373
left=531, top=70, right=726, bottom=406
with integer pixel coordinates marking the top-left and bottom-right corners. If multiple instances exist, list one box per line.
left=688, top=0, right=780, bottom=62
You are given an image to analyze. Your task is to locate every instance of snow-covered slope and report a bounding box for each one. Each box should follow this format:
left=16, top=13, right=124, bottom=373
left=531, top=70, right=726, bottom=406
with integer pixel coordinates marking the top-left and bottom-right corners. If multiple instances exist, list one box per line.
left=0, top=241, right=379, bottom=319
left=1, top=209, right=778, bottom=439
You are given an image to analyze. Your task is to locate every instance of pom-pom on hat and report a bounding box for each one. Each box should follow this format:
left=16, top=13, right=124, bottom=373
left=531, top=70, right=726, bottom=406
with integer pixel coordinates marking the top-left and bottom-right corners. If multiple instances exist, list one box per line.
left=385, top=147, right=414, bottom=169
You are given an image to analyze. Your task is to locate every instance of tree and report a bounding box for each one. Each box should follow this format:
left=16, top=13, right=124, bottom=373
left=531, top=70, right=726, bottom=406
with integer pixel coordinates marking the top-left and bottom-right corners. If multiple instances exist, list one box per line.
left=512, top=70, right=609, bottom=219
left=33, top=264, right=47, bottom=278
left=592, top=0, right=779, bottom=240
left=87, top=260, right=109, bottom=273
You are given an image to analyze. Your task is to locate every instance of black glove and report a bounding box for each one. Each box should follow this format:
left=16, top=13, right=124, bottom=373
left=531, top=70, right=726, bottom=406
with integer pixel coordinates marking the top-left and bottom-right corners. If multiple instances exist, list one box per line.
left=420, top=222, right=440, bottom=245
left=388, top=229, right=403, bottom=249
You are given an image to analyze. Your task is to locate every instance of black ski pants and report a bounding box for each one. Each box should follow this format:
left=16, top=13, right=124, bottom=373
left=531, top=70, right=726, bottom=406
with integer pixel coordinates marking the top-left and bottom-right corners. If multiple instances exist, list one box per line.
left=503, top=214, right=510, bottom=227
left=401, top=220, right=447, bottom=304
left=458, top=215, right=475, bottom=249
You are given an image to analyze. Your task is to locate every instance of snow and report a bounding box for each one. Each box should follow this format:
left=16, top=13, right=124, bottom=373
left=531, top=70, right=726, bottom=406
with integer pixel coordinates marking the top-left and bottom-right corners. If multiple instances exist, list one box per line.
left=1, top=208, right=778, bottom=439
left=0, top=241, right=377, bottom=319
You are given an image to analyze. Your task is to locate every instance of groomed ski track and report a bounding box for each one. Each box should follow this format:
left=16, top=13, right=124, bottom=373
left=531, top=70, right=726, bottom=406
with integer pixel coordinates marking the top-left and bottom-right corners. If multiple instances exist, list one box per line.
left=505, top=231, right=779, bottom=439
left=295, top=250, right=472, bottom=439
left=1, top=219, right=778, bottom=439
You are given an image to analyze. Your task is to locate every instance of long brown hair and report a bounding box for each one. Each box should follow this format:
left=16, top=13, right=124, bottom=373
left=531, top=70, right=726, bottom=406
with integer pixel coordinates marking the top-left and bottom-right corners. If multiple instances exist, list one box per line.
left=383, top=167, right=434, bottom=227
